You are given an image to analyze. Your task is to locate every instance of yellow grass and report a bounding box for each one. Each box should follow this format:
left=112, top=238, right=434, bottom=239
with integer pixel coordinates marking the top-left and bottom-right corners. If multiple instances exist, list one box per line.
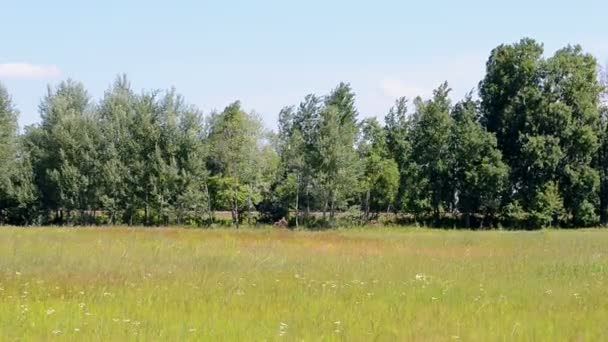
left=0, top=226, right=607, bottom=340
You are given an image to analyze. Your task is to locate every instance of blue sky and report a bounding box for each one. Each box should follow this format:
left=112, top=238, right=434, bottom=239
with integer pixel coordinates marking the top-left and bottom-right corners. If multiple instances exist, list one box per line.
left=2, top=0, right=607, bottom=129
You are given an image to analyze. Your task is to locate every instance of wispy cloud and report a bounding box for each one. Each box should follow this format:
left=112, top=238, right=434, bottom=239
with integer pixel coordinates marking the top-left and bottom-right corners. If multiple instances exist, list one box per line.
left=377, top=53, right=486, bottom=102
left=380, top=79, right=430, bottom=100
left=0, top=63, right=61, bottom=79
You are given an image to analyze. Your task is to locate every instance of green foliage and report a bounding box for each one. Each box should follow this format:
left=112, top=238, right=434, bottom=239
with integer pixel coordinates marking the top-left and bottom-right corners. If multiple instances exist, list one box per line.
left=449, top=96, right=509, bottom=227
left=207, top=101, right=270, bottom=226
left=407, top=82, right=453, bottom=219
left=481, top=38, right=603, bottom=227
left=358, top=118, right=399, bottom=219
left=0, top=37, right=606, bottom=229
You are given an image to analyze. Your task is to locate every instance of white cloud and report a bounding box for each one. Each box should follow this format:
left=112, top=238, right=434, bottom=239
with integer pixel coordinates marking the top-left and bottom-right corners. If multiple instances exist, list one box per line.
left=377, top=53, right=486, bottom=103
left=380, top=78, right=430, bottom=100
left=0, top=63, right=61, bottom=79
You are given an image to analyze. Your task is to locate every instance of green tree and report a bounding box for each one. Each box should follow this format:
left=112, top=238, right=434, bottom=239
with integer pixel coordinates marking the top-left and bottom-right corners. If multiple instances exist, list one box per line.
left=407, top=82, right=453, bottom=221
left=97, top=75, right=136, bottom=224
left=599, top=65, right=608, bottom=224
left=276, top=106, right=307, bottom=226
left=207, top=101, right=265, bottom=227
left=543, top=46, right=602, bottom=226
left=384, top=97, right=411, bottom=212
left=449, top=96, right=509, bottom=227
left=28, top=80, right=100, bottom=224
left=481, top=39, right=602, bottom=227
left=0, top=84, right=19, bottom=219
left=0, top=83, right=37, bottom=224
left=358, top=118, right=399, bottom=220
left=317, top=83, right=360, bottom=222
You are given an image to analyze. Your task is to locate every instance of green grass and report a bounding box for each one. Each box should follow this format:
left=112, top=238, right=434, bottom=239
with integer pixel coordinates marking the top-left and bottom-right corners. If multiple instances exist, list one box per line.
left=0, top=226, right=607, bottom=341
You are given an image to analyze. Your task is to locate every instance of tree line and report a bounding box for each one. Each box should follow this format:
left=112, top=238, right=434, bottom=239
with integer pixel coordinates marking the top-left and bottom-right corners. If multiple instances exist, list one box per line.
left=1, top=38, right=607, bottom=228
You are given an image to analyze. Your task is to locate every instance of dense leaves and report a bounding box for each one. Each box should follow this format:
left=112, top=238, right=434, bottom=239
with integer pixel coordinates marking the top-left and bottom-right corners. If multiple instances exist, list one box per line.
left=0, top=38, right=606, bottom=228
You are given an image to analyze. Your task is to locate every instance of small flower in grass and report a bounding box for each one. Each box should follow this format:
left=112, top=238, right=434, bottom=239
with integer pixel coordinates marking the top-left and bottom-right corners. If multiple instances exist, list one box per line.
left=278, top=322, right=288, bottom=336
left=545, top=289, right=552, bottom=295
left=52, top=330, right=61, bottom=335
left=74, top=328, right=80, bottom=332
left=78, top=303, right=86, bottom=309
left=415, top=273, right=426, bottom=281
left=46, top=308, right=55, bottom=315
left=15, top=271, right=22, bottom=276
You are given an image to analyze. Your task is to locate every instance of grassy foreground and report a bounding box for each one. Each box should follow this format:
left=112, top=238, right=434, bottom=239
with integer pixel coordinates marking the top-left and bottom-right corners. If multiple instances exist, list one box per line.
left=0, top=227, right=607, bottom=341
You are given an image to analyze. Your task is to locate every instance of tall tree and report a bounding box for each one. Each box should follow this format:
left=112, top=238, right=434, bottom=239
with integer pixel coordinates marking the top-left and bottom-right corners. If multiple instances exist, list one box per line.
left=207, top=101, right=265, bottom=227
left=543, top=46, right=602, bottom=226
left=276, top=106, right=306, bottom=226
left=0, top=83, right=25, bottom=223
left=448, top=96, right=509, bottom=227
left=0, top=83, right=19, bottom=201
left=358, top=118, right=399, bottom=220
left=407, top=82, right=453, bottom=221
left=599, top=64, right=608, bottom=224
left=317, top=83, right=360, bottom=222
left=28, top=80, right=100, bottom=224
left=480, top=39, right=602, bottom=227
left=384, top=97, right=411, bottom=212
left=97, top=75, right=136, bottom=224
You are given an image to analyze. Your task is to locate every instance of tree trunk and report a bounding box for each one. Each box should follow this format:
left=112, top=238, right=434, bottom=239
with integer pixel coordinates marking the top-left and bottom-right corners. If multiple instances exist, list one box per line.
left=295, top=174, right=300, bottom=228
left=601, top=176, right=608, bottom=225
left=365, top=189, right=371, bottom=221
left=144, top=192, right=149, bottom=226
left=204, top=182, right=213, bottom=224
left=233, top=197, right=240, bottom=229
left=305, top=184, right=310, bottom=222
left=329, top=190, right=336, bottom=221
left=322, top=197, right=328, bottom=221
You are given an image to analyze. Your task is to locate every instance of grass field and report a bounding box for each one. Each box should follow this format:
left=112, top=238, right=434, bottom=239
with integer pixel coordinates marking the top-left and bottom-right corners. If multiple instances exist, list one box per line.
left=0, top=227, right=607, bottom=341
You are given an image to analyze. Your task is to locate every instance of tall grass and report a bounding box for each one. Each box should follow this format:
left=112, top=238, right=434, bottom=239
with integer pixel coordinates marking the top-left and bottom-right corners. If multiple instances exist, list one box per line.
left=0, top=227, right=606, bottom=340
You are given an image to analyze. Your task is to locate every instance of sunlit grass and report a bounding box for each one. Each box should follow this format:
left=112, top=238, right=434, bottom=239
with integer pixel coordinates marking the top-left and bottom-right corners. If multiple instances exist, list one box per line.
left=0, top=226, right=607, bottom=340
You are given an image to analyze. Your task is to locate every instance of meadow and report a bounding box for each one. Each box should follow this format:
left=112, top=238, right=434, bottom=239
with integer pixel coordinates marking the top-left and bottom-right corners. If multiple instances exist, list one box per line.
left=0, top=227, right=607, bottom=341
